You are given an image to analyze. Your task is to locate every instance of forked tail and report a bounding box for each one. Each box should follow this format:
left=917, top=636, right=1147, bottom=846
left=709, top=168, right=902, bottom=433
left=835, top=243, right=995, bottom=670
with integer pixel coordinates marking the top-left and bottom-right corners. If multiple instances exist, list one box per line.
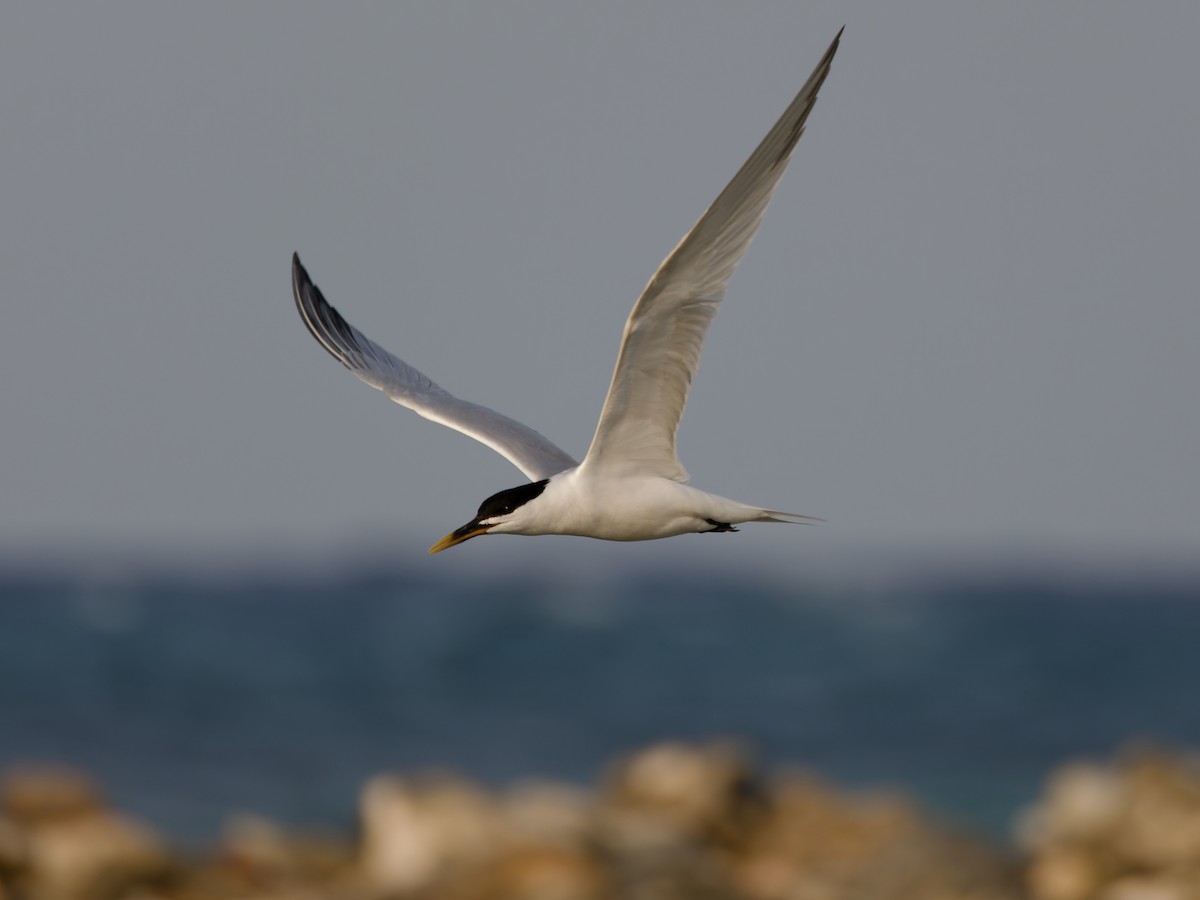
left=755, top=510, right=824, bottom=525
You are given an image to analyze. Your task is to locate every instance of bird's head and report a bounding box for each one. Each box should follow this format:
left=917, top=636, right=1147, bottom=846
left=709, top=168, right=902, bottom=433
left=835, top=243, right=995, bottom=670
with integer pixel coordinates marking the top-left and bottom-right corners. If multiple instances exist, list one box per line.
left=428, top=479, right=550, bottom=554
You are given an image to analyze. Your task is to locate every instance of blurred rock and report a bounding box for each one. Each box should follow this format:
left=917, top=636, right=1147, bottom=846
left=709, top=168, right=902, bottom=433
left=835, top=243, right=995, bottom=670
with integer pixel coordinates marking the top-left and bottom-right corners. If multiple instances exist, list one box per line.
left=22, top=810, right=167, bottom=900
left=1017, top=763, right=1129, bottom=847
left=2, top=767, right=104, bottom=827
left=1101, top=876, right=1194, bottom=900
left=210, top=813, right=354, bottom=896
left=12, top=742, right=1200, bottom=900
left=599, top=743, right=1021, bottom=900
left=0, top=816, right=27, bottom=885
left=220, top=814, right=297, bottom=874
left=0, top=815, right=26, bottom=865
left=497, top=781, right=593, bottom=848
left=1020, top=747, right=1200, bottom=900
left=433, top=846, right=608, bottom=900
left=598, top=740, right=764, bottom=855
left=1026, top=846, right=1102, bottom=900
left=358, top=772, right=501, bottom=894
left=735, top=772, right=1022, bottom=900
left=2, top=766, right=169, bottom=900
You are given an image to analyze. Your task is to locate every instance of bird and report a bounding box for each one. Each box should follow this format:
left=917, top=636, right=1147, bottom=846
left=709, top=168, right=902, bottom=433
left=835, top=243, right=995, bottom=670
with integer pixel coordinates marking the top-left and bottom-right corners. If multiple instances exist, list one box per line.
left=292, top=28, right=841, bottom=554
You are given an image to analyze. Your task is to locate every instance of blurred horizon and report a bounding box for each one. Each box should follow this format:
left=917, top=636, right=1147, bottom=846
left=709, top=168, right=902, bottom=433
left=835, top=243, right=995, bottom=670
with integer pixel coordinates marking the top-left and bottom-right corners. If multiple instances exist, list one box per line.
left=3, top=551, right=1198, bottom=844
left=4, top=529, right=1197, bottom=592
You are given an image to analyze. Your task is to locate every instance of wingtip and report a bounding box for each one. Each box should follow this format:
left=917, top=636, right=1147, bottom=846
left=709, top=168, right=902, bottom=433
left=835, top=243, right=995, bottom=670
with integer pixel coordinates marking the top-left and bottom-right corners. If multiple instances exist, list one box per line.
left=292, top=253, right=318, bottom=302
left=827, top=26, right=845, bottom=56
left=824, top=26, right=845, bottom=59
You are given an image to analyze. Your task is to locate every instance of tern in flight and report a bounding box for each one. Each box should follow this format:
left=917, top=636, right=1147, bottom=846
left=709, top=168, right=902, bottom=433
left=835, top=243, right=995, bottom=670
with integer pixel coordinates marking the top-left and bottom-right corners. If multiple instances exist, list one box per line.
left=293, top=29, right=841, bottom=554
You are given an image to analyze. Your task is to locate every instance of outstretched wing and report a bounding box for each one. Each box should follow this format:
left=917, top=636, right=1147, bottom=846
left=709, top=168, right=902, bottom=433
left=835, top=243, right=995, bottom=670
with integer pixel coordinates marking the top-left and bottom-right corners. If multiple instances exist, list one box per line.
left=582, top=29, right=842, bottom=481
left=292, top=253, right=578, bottom=481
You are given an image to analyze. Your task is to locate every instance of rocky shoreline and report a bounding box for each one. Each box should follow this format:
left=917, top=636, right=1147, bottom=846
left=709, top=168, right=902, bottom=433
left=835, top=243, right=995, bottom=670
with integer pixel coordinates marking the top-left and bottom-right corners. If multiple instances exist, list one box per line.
left=2, top=743, right=1198, bottom=900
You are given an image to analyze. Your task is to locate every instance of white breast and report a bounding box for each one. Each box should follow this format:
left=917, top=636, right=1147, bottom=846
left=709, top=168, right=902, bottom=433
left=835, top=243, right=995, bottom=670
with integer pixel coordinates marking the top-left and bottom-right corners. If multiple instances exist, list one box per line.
left=506, top=469, right=769, bottom=541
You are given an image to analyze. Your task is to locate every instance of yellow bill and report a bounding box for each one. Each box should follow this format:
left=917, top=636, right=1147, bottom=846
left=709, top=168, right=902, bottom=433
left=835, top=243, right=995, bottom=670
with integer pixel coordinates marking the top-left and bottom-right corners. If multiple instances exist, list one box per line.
left=428, top=521, right=491, bottom=555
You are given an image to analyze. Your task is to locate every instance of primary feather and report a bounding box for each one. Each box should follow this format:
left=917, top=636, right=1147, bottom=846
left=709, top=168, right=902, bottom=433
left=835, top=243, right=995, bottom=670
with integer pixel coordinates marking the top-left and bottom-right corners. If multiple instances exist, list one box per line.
left=583, top=28, right=842, bottom=482
left=292, top=254, right=578, bottom=481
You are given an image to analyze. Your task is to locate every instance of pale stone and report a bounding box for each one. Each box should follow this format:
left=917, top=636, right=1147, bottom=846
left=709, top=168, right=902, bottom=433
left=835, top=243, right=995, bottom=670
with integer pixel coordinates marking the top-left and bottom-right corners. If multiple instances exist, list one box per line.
left=24, top=811, right=167, bottom=900
left=220, top=814, right=295, bottom=871
left=597, top=739, right=762, bottom=859
left=447, top=846, right=608, bottom=900
left=1026, top=847, right=1099, bottom=900
left=499, top=781, right=592, bottom=848
left=1019, top=762, right=1128, bottom=847
left=0, top=816, right=26, bottom=872
left=1, top=767, right=103, bottom=826
left=1021, top=748, right=1200, bottom=900
left=1100, top=875, right=1193, bottom=900
left=358, top=773, right=499, bottom=892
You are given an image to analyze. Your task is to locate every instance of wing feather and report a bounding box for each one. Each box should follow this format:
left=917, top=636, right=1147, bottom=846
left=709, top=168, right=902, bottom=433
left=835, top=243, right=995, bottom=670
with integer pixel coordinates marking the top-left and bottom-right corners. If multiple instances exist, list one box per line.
left=292, top=254, right=578, bottom=481
left=582, top=29, right=842, bottom=481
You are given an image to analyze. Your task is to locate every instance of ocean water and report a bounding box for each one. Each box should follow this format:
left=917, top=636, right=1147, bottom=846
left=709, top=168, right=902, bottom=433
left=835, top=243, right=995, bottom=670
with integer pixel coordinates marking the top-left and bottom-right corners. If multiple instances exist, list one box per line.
left=1, top=562, right=1197, bottom=843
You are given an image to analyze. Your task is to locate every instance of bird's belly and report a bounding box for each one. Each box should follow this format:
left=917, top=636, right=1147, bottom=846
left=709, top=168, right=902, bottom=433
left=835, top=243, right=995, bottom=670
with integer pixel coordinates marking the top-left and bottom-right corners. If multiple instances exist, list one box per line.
left=544, top=476, right=717, bottom=541
left=561, top=514, right=702, bottom=542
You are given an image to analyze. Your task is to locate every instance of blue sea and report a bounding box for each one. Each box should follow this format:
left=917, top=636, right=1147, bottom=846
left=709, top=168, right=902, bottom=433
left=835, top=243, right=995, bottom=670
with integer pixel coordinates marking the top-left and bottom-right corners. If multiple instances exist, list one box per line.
left=1, top=560, right=1197, bottom=844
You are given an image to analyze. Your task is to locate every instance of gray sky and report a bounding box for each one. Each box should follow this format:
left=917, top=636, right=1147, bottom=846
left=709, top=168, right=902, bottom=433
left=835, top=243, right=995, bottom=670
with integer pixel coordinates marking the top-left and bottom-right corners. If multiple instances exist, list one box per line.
left=2, top=3, right=1197, bottom=575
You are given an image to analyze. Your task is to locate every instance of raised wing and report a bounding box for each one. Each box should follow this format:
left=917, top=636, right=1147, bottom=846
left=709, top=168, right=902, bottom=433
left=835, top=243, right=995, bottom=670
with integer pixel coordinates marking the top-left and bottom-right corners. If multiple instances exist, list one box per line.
left=582, top=29, right=842, bottom=481
left=292, top=254, right=578, bottom=481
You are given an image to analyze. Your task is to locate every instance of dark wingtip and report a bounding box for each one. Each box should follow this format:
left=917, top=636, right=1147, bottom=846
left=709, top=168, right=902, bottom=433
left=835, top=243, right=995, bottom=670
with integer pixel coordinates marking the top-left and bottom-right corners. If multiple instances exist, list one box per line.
left=292, top=253, right=325, bottom=317
left=823, top=27, right=845, bottom=65
left=289, top=254, right=364, bottom=367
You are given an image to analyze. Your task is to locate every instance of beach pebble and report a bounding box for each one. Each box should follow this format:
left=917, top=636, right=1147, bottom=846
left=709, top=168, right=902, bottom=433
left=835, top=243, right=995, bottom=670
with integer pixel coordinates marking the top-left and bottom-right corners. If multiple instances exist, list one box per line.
left=220, top=814, right=297, bottom=873
left=208, top=814, right=354, bottom=898
left=1, top=768, right=104, bottom=827
left=1022, top=748, right=1200, bottom=900
left=735, top=772, right=1021, bottom=900
left=597, top=740, right=762, bottom=855
left=1026, top=846, right=1103, bottom=900
left=498, top=780, right=593, bottom=848
left=358, top=772, right=500, bottom=893
left=1100, top=876, right=1193, bottom=900
left=437, top=845, right=608, bottom=900
left=1, top=766, right=168, bottom=899
left=1017, top=763, right=1129, bottom=847
left=0, top=817, right=27, bottom=877
left=22, top=811, right=167, bottom=900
